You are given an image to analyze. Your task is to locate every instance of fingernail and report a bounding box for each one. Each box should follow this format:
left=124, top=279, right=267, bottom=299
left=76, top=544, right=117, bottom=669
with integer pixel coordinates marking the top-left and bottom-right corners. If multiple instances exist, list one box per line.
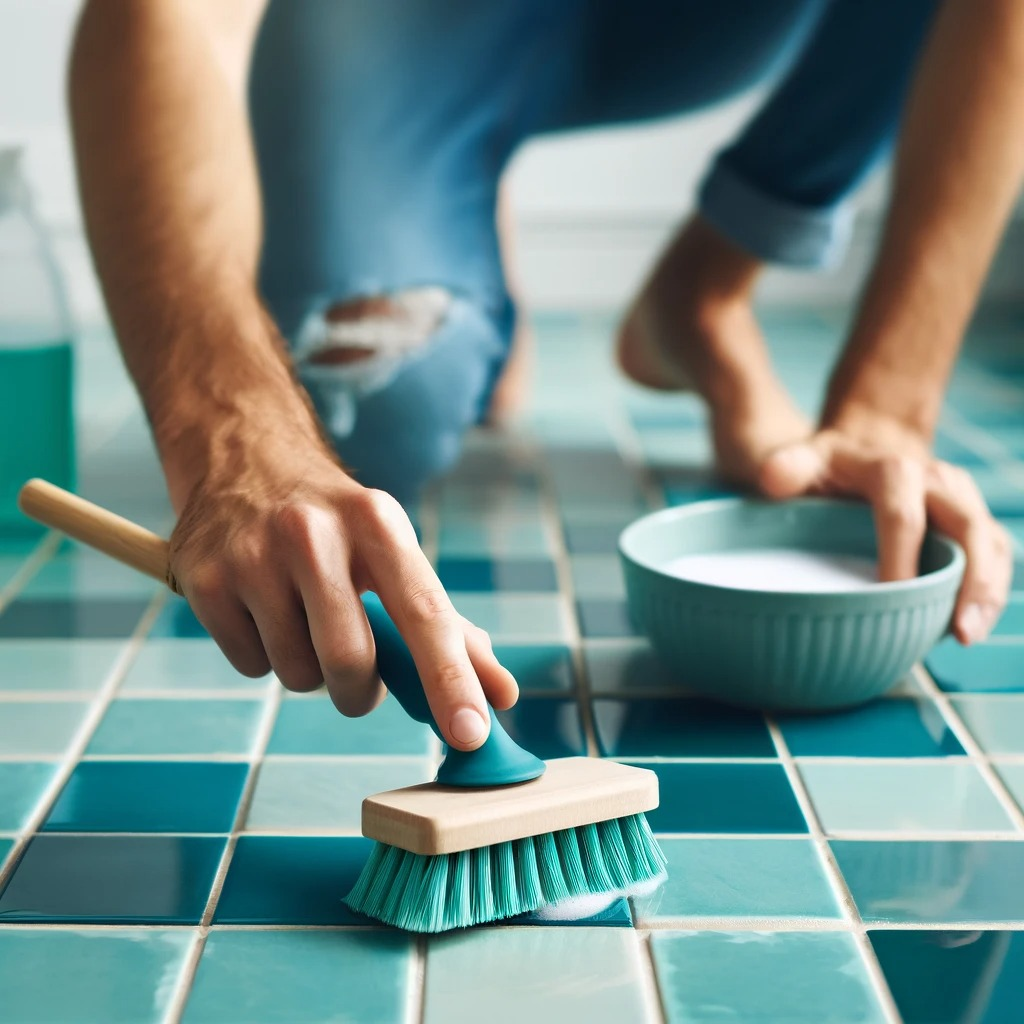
left=959, top=603, right=989, bottom=644
left=449, top=707, right=488, bottom=746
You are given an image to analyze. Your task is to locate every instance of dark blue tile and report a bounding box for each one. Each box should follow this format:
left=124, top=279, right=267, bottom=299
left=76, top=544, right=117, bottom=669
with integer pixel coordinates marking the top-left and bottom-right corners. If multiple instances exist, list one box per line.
left=577, top=599, right=638, bottom=638
left=0, top=598, right=150, bottom=638
left=215, top=836, right=376, bottom=925
left=593, top=698, right=775, bottom=757
left=625, top=762, right=807, bottom=835
left=871, top=930, right=1024, bottom=1024
left=927, top=640, right=1024, bottom=693
left=563, top=521, right=625, bottom=556
left=493, top=645, right=575, bottom=692
left=43, top=761, right=249, bottom=833
left=149, top=598, right=209, bottom=638
left=496, top=698, right=586, bottom=759
left=437, top=558, right=558, bottom=593
left=0, top=834, right=224, bottom=923
left=777, top=699, right=964, bottom=757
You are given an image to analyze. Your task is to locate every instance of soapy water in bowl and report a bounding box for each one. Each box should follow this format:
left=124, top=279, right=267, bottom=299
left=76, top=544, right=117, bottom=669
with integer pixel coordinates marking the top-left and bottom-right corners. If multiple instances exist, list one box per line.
left=662, top=549, right=882, bottom=592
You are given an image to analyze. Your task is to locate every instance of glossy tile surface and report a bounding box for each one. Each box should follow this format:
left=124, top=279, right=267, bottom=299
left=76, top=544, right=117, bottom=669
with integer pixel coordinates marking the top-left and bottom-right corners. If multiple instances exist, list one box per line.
left=437, top=556, right=558, bottom=591
left=183, top=929, right=413, bottom=1024
left=496, top=697, right=586, bottom=758
left=121, top=639, right=269, bottom=692
left=952, top=696, right=1024, bottom=754
left=0, top=597, right=150, bottom=638
left=652, top=931, right=883, bottom=1023
left=0, top=928, right=192, bottom=1023
left=492, top=644, right=575, bottom=692
left=0, top=762, right=58, bottom=830
left=926, top=640, right=1024, bottom=693
left=0, top=699, right=89, bottom=755
left=0, top=639, right=123, bottom=690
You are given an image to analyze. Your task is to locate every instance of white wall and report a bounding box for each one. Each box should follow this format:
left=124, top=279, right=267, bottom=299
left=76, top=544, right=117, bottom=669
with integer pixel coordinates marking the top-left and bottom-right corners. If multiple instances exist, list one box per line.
left=1, top=0, right=1019, bottom=324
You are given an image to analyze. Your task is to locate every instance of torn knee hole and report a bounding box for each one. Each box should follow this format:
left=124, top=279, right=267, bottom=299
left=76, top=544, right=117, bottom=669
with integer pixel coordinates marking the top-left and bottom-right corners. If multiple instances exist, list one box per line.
left=304, top=287, right=451, bottom=366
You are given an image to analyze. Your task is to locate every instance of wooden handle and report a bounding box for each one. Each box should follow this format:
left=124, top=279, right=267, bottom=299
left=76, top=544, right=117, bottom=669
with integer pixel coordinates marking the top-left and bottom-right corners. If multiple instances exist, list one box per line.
left=18, top=479, right=180, bottom=594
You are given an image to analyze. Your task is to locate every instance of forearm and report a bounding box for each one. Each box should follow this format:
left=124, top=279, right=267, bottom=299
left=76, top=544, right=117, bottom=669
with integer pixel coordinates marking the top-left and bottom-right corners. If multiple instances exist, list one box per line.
left=825, top=0, right=1024, bottom=438
left=69, top=0, right=323, bottom=508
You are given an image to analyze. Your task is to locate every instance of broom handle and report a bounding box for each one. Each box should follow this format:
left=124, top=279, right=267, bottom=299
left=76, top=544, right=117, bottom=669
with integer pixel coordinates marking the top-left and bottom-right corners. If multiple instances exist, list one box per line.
left=18, top=478, right=181, bottom=594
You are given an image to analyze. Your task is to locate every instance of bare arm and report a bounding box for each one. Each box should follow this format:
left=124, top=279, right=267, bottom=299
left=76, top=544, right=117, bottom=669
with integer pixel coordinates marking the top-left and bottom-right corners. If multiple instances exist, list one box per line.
left=69, top=0, right=514, bottom=745
left=763, top=0, right=1023, bottom=643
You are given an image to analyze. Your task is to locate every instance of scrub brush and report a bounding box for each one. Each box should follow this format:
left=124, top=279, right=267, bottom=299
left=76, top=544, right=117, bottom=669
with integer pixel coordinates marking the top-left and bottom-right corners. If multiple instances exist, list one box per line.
left=18, top=479, right=668, bottom=932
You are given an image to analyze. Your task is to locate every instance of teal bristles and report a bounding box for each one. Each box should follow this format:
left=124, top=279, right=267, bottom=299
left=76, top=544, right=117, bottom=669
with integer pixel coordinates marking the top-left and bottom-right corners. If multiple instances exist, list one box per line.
left=344, top=812, right=667, bottom=933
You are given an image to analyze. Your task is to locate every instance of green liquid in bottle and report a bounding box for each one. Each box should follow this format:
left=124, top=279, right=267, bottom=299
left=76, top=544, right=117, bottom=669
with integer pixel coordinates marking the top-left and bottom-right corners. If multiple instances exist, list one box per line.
left=0, top=340, right=75, bottom=536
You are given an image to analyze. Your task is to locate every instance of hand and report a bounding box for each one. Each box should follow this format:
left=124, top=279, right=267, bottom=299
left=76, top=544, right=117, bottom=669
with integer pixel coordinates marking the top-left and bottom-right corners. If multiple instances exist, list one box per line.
left=166, top=437, right=517, bottom=750
left=756, top=410, right=1012, bottom=645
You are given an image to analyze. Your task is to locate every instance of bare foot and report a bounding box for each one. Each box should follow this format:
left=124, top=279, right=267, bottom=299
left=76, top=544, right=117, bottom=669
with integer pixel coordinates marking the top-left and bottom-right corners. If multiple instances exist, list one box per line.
left=617, top=216, right=811, bottom=485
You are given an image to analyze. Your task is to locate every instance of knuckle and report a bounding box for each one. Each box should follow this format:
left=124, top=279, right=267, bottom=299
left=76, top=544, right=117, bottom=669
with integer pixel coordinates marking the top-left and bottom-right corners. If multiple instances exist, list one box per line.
left=430, top=659, right=470, bottom=695
left=187, top=565, right=229, bottom=605
left=406, top=585, right=451, bottom=625
left=270, top=503, right=321, bottom=554
left=353, top=489, right=416, bottom=543
left=883, top=500, right=926, bottom=532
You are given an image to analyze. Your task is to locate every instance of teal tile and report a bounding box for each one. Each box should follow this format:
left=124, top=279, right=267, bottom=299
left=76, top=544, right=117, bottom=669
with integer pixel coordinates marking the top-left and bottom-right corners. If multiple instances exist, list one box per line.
left=0, top=928, right=192, bottom=1023
left=266, top=694, right=431, bottom=755
left=927, top=639, right=1024, bottom=692
left=0, top=762, right=58, bottom=830
left=994, top=764, right=1024, bottom=809
left=629, top=762, right=807, bottom=834
left=0, top=639, right=123, bottom=691
left=437, top=520, right=551, bottom=557
left=832, top=840, right=1024, bottom=923
left=183, top=930, right=412, bottom=1024
left=570, top=555, right=626, bottom=599
left=437, top=557, right=558, bottom=592
left=20, top=545, right=159, bottom=598
left=149, top=597, right=209, bottom=638
left=595, top=698, right=774, bottom=757
left=87, top=699, right=264, bottom=756
left=953, top=697, right=1024, bottom=754
left=0, top=838, right=12, bottom=865
left=122, top=639, right=269, bottom=692
left=492, top=644, right=574, bottom=692
left=0, top=700, right=89, bottom=755
left=871, top=929, right=1024, bottom=1023
left=424, top=928, right=647, bottom=1024
left=990, top=598, right=1024, bottom=636
left=632, top=839, right=839, bottom=923
left=450, top=593, right=568, bottom=640
left=0, top=540, right=40, bottom=589
left=584, top=642, right=686, bottom=694
left=438, top=482, right=543, bottom=519
left=0, top=597, right=150, bottom=638
left=496, top=698, right=585, bottom=758
left=778, top=699, right=964, bottom=757
left=245, top=759, right=432, bottom=831
left=651, top=931, right=883, bottom=1024
left=800, top=763, right=1013, bottom=834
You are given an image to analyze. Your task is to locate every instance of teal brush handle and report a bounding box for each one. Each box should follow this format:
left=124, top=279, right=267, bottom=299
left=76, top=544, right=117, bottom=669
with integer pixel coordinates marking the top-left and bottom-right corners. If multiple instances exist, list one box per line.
left=362, top=593, right=546, bottom=787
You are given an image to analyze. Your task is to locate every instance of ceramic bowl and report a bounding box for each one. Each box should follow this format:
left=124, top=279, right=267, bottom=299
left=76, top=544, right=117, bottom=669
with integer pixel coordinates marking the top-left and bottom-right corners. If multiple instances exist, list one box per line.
left=619, top=498, right=964, bottom=711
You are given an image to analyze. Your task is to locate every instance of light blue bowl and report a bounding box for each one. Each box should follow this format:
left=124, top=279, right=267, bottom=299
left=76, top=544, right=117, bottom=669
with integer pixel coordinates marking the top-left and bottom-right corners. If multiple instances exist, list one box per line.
left=619, top=498, right=964, bottom=711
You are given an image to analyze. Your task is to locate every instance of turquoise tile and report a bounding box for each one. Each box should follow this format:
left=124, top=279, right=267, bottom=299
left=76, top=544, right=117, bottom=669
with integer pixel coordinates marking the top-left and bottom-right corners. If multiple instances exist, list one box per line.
left=245, top=759, right=432, bottom=831
left=122, top=639, right=269, bottom=691
left=0, top=539, right=40, bottom=589
left=990, top=598, right=1024, bottom=636
left=20, top=545, right=159, bottom=598
left=437, top=520, right=551, bottom=557
left=214, top=835, right=375, bottom=924
left=832, top=840, right=1024, bottom=923
left=927, top=639, right=1024, bottom=692
left=595, top=698, right=774, bottom=757
left=584, top=642, right=687, bottom=694
left=931, top=431, right=988, bottom=467
left=87, top=699, right=264, bottom=756
left=492, top=644, right=574, bottom=692
left=0, top=700, right=89, bottom=755
left=632, top=839, right=839, bottom=922
left=577, top=598, right=639, bottom=638
left=437, top=557, right=558, bottom=592
left=0, top=834, right=225, bottom=923
left=994, top=764, right=1024, bottom=810
left=0, top=639, right=123, bottom=691
left=266, top=694, right=431, bottom=756
left=0, top=928, right=192, bottom=1023
left=496, top=698, right=585, bottom=758
left=424, top=928, right=647, bottom=1024
left=183, top=930, right=413, bottom=1024
left=628, top=762, right=807, bottom=834
left=800, top=762, right=1013, bottom=834
left=438, top=481, right=543, bottom=519
left=964, top=469, right=1024, bottom=516
left=0, top=838, right=12, bottom=866
left=871, top=929, right=1024, bottom=1023
left=953, top=697, right=1024, bottom=754
left=0, top=597, right=150, bottom=638
left=44, top=761, right=248, bottom=832
left=0, top=762, right=58, bottom=830
left=570, top=555, right=626, bottom=599
left=149, top=597, right=209, bottom=638
left=450, top=593, right=568, bottom=640
left=778, top=699, right=964, bottom=757
left=651, top=931, right=883, bottom=1024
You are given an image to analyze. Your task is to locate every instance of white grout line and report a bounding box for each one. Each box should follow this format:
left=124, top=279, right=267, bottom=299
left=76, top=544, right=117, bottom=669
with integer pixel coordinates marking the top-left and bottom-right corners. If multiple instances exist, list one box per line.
left=0, top=530, right=62, bottom=613
left=766, top=720, right=902, bottom=1024
left=411, top=935, right=427, bottom=1024
left=162, top=677, right=283, bottom=1024
left=0, top=590, right=167, bottom=895
left=636, top=932, right=668, bottom=1024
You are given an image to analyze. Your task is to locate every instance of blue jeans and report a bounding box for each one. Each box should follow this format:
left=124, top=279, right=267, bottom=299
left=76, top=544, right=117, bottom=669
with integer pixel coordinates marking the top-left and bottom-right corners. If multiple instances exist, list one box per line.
left=249, top=0, right=938, bottom=502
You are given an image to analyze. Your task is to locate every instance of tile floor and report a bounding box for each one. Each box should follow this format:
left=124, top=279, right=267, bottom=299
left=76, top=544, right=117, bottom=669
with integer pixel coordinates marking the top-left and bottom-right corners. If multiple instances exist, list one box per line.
left=2, top=308, right=1024, bottom=1023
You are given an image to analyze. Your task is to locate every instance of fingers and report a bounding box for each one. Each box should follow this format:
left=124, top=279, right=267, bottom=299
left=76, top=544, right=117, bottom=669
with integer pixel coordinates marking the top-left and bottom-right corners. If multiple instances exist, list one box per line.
left=757, top=441, right=827, bottom=499
left=353, top=490, right=492, bottom=751
left=925, top=463, right=1012, bottom=644
left=184, top=570, right=271, bottom=678
left=462, top=618, right=519, bottom=711
left=868, top=457, right=927, bottom=582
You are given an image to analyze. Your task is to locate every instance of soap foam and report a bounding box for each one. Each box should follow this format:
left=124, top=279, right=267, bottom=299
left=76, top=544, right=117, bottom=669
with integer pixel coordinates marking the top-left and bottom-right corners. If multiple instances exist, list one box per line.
left=662, top=548, right=880, bottom=592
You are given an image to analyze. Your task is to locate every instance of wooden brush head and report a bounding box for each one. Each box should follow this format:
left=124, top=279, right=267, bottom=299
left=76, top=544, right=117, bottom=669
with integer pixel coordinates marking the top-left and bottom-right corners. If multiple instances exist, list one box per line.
left=361, top=757, right=659, bottom=856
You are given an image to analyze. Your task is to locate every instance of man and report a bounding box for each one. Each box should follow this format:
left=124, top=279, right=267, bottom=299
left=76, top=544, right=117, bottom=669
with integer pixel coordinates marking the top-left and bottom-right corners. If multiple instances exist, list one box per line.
left=69, top=0, right=1021, bottom=753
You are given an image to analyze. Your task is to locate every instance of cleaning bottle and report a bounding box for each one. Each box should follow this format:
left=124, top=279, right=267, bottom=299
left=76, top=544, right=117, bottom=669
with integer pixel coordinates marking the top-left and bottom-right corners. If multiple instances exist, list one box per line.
left=0, top=146, right=75, bottom=535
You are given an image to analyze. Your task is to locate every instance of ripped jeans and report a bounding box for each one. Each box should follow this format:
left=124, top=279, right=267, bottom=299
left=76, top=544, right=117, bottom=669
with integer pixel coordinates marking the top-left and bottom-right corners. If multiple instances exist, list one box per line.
left=249, top=0, right=939, bottom=504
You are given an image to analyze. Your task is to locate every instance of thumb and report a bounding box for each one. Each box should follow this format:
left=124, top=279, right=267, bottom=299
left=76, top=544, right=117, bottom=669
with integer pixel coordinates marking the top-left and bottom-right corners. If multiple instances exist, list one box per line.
left=758, top=441, right=827, bottom=499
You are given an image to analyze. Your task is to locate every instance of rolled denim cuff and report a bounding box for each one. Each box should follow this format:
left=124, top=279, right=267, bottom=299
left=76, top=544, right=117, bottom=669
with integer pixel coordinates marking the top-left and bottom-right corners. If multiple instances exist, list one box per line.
left=698, top=158, right=855, bottom=269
